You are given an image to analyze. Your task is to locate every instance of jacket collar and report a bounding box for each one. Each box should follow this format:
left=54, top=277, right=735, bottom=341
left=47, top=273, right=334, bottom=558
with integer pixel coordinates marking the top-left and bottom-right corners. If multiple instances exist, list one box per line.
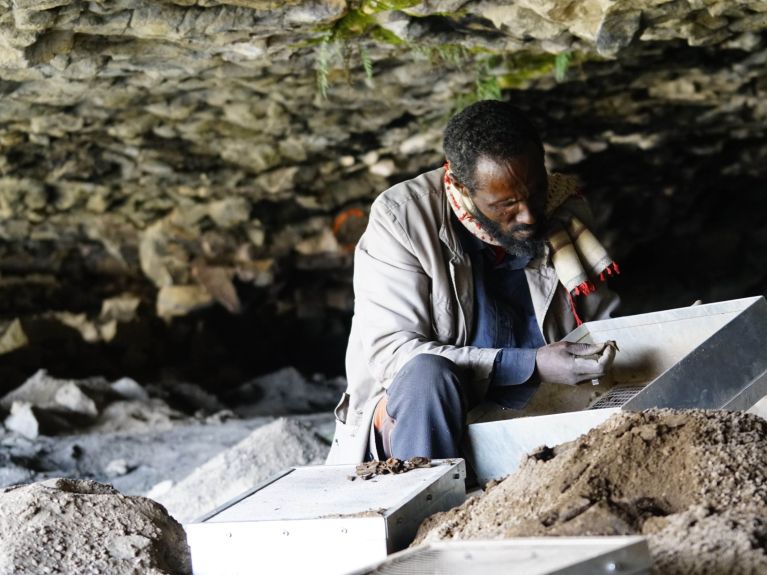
left=437, top=166, right=465, bottom=257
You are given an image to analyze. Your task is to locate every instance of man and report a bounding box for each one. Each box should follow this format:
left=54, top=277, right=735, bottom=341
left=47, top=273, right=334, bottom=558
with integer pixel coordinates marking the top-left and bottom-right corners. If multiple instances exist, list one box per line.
left=327, top=100, right=619, bottom=465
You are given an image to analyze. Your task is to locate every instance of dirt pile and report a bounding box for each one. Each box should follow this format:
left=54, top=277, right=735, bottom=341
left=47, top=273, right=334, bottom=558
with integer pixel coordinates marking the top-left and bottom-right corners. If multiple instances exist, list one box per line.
left=0, top=478, right=190, bottom=575
left=416, top=409, right=767, bottom=574
left=152, top=418, right=329, bottom=522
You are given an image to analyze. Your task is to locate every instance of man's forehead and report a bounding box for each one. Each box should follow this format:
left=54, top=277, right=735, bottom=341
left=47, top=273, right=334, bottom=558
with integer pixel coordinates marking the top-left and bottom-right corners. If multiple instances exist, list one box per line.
left=475, top=154, right=546, bottom=186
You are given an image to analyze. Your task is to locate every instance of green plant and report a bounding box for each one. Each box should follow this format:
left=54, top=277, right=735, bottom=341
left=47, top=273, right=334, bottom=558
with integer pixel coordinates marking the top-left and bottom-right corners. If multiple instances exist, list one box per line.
left=475, top=59, right=502, bottom=101
left=554, top=52, right=572, bottom=82
left=359, top=45, right=374, bottom=81
left=315, top=34, right=336, bottom=99
left=312, top=3, right=587, bottom=102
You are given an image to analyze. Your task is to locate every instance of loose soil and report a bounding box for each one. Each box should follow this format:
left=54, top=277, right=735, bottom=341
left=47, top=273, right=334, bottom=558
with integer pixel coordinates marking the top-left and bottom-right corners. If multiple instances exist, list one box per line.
left=415, top=409, right=767, bottom=574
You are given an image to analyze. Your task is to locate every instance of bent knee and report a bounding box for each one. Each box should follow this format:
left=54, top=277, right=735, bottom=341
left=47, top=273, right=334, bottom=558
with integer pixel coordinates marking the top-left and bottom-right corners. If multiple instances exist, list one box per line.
left=401, top=354, right=459, bottom=378
left=389, top=354, right=465, bottom=400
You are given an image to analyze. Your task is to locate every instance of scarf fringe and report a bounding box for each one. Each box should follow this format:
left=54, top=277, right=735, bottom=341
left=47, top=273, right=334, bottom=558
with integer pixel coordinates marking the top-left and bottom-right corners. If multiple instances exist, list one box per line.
left=570, top=261, right=620, bottom=325
left=574, top=263, right=620, bottom=296
left=598, top=262, right=621, bottom=283
left=566, top=290, right=584, bottom=327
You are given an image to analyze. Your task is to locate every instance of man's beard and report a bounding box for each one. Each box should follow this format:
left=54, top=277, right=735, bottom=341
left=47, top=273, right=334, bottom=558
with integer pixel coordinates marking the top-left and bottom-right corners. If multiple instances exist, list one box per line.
left=469, top=202, right=545, bottom=259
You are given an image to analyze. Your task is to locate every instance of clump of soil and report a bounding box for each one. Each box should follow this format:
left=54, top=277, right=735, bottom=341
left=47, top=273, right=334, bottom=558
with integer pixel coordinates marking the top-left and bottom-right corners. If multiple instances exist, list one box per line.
left=0, top=478, right=190, bottom=575
left=353, top=457, right=432, bottom=480
left=415, top=409, right=767, bottom=574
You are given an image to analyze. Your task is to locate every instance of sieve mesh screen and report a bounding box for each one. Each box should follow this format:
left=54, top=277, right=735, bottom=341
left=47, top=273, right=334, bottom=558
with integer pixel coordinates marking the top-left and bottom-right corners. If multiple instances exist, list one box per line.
left=588, top=385, right=646, bottom=409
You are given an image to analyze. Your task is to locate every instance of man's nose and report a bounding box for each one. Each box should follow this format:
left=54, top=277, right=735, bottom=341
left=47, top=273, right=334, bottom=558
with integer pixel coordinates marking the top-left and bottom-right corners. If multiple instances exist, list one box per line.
left=516, top=202, right=535, bottom=226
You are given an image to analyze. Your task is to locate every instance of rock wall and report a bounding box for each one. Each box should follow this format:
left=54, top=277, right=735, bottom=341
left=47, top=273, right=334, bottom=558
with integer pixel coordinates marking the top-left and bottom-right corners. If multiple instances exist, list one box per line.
left=0, top=1, right=765, bottom=386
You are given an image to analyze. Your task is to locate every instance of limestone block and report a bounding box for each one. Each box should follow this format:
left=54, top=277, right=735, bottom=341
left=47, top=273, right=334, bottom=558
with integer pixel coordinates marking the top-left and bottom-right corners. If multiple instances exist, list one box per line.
left=221, top=140, right=281, bottom=172
left=402, top=0, right=470, bottom=17
left=282, top=0, right=347, bottom=26
left=139, top=220, right=193, bottom=288
left=0, top=319, right=28, bottom=355
left=731, top=12, right=767, bottom=32
left=235, top=257, right=274, bottom=286
left=477, top=3, right=564, bottom=40
left=156, top=285, right=215, bottom=319
left=596, top=9, right=643, bottom=56
left=517, top=0, right=612, bottom=41
left=207, top=196, right=251, bottom=228
left=255, top=165, right=299, bottom=195
left=191, top=263, right=242, bottom=313
left=295, top=227, right=340, bottom=255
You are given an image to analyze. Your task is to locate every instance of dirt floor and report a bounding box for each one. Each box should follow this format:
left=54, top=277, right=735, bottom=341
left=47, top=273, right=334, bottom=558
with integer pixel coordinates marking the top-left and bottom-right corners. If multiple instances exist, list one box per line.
left=0, top=370, right=336, bottom=523
left=416, top=409, right=767, bottom=574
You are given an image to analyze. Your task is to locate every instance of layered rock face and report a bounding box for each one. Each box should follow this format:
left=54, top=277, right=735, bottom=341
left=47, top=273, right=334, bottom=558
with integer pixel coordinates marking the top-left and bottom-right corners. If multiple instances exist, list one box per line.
left=0, top=1, right=765, bottom=385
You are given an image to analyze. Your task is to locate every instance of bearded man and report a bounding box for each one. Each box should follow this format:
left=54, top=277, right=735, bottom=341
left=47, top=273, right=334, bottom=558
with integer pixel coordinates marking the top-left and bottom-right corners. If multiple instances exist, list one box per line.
left=328, top=100, right=619, bottom=464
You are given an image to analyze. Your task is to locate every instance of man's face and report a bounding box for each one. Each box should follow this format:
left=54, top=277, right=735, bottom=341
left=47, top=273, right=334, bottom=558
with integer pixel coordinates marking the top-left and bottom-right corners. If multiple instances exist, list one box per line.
left=460, top=152, right=548, bottom=258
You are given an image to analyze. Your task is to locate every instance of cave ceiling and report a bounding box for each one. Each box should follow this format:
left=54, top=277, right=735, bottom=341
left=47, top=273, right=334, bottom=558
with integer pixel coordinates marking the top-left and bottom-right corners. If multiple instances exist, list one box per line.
left=0, top=0, right=765, bottom=383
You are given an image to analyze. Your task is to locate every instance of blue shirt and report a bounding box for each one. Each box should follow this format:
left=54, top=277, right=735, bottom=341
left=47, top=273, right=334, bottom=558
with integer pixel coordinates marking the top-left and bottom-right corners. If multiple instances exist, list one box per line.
left=454, top=216, right=546, bottom=409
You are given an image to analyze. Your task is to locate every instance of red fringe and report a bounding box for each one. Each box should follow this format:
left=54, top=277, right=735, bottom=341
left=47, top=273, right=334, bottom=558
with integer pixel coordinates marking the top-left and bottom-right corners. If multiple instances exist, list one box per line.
left=566, top=290, right=583, bottom=327
left=599, top=262, right=621, bottom=282
left=569, top=261, right=620, bottom=325
left=574, top=281, right=596, bottom=296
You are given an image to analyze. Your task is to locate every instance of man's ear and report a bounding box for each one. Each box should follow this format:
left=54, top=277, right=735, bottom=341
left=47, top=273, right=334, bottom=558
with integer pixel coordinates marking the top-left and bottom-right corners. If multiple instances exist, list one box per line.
left=458, top=183, right=472, bottom=197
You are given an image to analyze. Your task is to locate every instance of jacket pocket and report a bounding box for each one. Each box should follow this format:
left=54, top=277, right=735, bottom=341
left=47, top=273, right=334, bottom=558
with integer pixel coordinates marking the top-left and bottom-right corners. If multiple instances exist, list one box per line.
left=333, top=392, right=350, bottom=424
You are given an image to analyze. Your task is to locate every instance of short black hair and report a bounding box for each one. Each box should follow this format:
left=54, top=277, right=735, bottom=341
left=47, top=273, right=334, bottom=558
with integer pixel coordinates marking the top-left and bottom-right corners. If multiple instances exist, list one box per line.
left=443, top=100, right=543, bottom=193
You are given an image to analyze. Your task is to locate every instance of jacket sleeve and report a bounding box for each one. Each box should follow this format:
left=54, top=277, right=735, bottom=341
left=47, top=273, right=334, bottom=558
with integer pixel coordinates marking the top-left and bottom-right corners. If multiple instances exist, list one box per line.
left=353, top=200, right=498, bottom=389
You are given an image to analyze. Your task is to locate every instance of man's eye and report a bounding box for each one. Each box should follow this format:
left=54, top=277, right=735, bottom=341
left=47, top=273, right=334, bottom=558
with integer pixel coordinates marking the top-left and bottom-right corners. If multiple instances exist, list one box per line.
left=496, top=201, right=518, bottom=211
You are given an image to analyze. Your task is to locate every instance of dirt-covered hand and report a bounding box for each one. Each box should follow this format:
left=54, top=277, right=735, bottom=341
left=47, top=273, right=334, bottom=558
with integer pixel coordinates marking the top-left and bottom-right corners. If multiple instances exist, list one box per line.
left=535, top=341, right=616, bottom=386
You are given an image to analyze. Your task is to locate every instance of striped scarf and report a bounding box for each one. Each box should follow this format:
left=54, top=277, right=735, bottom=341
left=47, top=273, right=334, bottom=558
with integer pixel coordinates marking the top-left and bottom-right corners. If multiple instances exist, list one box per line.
left=443, top=165, right=619, bottom=325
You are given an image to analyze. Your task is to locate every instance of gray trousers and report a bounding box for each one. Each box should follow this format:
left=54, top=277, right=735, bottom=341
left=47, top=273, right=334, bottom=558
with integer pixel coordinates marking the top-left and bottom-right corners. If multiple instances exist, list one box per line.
left=371, top=354, right=469, bottom=460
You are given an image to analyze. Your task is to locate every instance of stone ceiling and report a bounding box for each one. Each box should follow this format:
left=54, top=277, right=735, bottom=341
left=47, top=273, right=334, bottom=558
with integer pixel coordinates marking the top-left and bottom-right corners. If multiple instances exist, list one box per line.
left=0, top=0, right=765, bottom=385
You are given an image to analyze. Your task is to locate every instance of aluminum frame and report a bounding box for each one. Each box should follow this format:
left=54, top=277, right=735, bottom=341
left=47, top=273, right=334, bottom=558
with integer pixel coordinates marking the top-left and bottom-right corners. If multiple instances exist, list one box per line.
left=349, top=536, right=652, bottom=575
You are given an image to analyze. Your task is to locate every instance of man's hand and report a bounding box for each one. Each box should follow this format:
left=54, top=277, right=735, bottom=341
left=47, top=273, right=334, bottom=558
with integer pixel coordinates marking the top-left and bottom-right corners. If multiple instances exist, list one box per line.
left=535, top=341, right=616, bottom=386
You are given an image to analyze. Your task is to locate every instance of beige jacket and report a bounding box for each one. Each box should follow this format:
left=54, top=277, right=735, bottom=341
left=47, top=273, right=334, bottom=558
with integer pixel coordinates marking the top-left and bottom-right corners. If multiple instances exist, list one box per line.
left=327, top=167, right=618, bottom=464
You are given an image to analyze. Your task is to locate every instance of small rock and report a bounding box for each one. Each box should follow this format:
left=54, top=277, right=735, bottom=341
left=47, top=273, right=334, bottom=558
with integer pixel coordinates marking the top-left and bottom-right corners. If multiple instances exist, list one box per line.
left=111, top=378, right=150, bottom=402
left=104, top=459, right=131, bottom=478
left=0, top=370, right=109, bottom=417
left=4, top=402, right=39, bottom=439
left=53, top=383, right=99, bottom=418
left=369, top=159, right=396, bottom=177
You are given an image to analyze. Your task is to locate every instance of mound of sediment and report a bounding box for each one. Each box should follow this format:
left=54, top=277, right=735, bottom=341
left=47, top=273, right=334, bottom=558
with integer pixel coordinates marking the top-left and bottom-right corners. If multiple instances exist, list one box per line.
left=416, top=409, right=767, bottom=574
left=152, top=417, right=329, bottom=522
left=0, top=478, right=190, bottom=575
